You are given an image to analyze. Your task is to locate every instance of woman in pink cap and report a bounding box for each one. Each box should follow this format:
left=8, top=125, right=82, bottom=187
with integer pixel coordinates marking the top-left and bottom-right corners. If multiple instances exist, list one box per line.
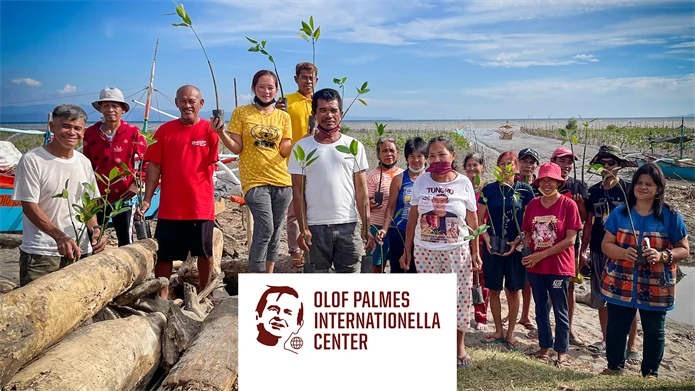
left=521, top=162, right=583, bottom=367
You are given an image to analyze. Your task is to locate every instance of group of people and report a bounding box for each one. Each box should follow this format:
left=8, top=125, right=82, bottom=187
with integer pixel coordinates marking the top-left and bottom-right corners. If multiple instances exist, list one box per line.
left=10, top=61, right=689, bottom=378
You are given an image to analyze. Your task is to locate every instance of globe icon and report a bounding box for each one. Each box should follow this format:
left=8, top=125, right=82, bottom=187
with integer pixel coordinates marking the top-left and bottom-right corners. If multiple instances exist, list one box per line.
left=290, top=336, right=303, bottom=350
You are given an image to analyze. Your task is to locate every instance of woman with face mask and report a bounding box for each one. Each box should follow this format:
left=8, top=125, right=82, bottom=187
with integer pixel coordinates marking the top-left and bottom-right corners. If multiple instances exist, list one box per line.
left=366, top=137, right=403, bottom=273
left=216, top=70, right=293, bottom=274
left=376, top=137, right=427, bottom=273
left=521, top=162, right=583, bottom=367
left=402, top=136, right=482, bottom=369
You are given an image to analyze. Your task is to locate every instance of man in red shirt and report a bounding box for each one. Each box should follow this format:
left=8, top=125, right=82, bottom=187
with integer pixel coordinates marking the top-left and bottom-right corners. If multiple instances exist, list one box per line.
left=83, top=87, right=146, bottom=246
left=137, top=85, right=221, bottom=297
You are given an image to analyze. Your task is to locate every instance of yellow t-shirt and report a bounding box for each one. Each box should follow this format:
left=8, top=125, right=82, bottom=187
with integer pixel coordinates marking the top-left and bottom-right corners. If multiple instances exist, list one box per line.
left=227, top=105, right=292, bottom=195
left=286, top=91, right=312, bottom=143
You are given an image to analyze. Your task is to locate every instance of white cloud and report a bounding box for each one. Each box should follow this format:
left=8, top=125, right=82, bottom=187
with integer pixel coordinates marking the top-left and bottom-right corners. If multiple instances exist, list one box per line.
left=573, top=54, right=600, bottom=63
left=11, top=78, right=42, bottom=87
left=669, top=41, right=695, bottom=49
left=58, top=84, right=77, bottom=94
left=236, top=93, right=254, bottom=105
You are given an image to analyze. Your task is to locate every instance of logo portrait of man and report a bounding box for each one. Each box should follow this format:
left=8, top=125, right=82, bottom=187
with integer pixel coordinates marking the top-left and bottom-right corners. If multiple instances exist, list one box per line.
left=255, top=285, right=304, bottom=353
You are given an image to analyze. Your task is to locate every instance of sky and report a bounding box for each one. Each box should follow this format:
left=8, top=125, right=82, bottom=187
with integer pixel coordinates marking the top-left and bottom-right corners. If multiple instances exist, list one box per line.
left=1, top=0, right=694, bottom=120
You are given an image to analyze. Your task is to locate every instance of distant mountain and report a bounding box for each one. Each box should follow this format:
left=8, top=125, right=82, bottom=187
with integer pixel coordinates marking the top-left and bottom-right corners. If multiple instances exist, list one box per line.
left=344, top=116, right=401, bottom=121
left=685, top=114, right=695, bottom=118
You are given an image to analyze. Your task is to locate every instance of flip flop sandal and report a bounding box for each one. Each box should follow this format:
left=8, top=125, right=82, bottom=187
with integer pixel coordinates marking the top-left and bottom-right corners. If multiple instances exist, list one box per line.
left=526, top=329, right=538, bottom=339
left=291, top=253, right=304, bottom=267
left=519, top=320, right=537, bottom=331
left=555, top=358, right=572, bottom=368
left=506, top=339, right=520, bottom=352
left=457, top=353, right=474, bottom=368
left=587, top=342, right=606, bottom=354
left=526, top=351, right=551, bottom=363
left=569, top=337, right=586, bottom=347
left=482, top=335, right=505, bottom=344
left=626, top=351, right=641, bottom=364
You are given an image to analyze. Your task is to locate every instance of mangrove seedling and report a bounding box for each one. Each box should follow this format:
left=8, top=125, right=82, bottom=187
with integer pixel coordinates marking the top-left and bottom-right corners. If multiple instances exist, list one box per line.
left=169, top=1, right=224, bottom=123
left=588, top=163, right=646, bottom=264
left=133, top=131, right=158, bottom=239
left=292, top=145, right=319, bottom=273
left=340, top=81, right=370, bottom=123
left=490, top=165, right=533, bottom=256
left=333, top=77, right=348, bottom=101
left=336, top=140, right=369, bottom=240
left=298, top=16, right=320, bottom=71
left=577, top=115, right=598, bottom=183
left=246, top=37, right=286, bottom=106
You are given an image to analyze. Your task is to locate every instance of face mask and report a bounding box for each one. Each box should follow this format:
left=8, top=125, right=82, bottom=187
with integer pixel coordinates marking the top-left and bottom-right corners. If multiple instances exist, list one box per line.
left=380, top=161, right=398, bottom=169
left=409, top=164, right=426, bottom=173
left=539, top=187, right=558, bottom=197
left=317, top=124, right=340, bottom=137
left=426, top=161, right=452, bottom=175
left=254, top=96, right=276, bottom=107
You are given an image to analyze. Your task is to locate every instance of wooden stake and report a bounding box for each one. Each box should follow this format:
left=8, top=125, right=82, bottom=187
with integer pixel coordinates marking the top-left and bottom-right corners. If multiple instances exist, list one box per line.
left=234, top=78, right=238, bottom=108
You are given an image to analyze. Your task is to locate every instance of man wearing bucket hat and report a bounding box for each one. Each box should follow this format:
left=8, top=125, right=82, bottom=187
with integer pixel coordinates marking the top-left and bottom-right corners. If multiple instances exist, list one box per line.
left=521, top=162, right=583, bottom=367
left=580, top=145, right=639, bottom=360
left=550, top=146, right=588, bottom=347
left=83, top=87, right=147, bottom=247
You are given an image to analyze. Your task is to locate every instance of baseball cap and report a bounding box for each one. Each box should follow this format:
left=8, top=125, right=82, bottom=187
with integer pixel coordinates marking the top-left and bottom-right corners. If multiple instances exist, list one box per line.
left=518, top=148, right=540, bottom=163
left=551, top=146, right=578, bottom=161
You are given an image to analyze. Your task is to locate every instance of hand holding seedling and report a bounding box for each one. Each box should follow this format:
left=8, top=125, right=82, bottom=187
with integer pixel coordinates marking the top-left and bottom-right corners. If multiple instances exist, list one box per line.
left=642, top=247, right=661, bottom=264
left=91, top=227, right=108, bottom=253
left=209, top=116, right=225, bottom=134
left=136, top=200, right=150, bottom=220
left=522, top=251, right=544, bottom=268
left=298, top=229, right=312, bottom=252
left=56, top=234, right=81, bottom=260
left=623, top=247, right=638, bottom=262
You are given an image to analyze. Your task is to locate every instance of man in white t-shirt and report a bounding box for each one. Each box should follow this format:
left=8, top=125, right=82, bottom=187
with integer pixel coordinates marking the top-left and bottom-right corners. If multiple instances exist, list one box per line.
left=12, top=104, right=107, bottom=286
left=287, top=88, right=374, bottom=273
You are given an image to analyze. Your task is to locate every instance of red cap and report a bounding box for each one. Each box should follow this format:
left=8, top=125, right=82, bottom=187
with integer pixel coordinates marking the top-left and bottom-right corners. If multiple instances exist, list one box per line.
left=551, top=146, right=578, bottom=160
left=533, top=162, right=566, bottom=187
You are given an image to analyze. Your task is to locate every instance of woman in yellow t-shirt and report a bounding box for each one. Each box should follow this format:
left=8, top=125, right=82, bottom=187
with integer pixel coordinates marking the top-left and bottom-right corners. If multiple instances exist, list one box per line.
left=216, top=70, right=293, bottom=274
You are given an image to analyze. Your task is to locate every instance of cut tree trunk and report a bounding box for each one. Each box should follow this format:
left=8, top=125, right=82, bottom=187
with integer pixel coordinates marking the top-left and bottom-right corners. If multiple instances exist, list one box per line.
left=159, top=296, right=239, bottom=391
left=114, top=277, right=169, bottom=306
left=0, top=239, right=158, bottom=386
left=0, top=234, right=21, bottom=249
left=3, top=313, right=165, bottom=391
left=162, top=304, right=203, bottom=371
left=178, top=228, right=223, bottom=290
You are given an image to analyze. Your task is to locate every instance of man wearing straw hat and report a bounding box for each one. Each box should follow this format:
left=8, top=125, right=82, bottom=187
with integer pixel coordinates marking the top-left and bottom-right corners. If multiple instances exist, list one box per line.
left=83, top=87, right=146, bottom=247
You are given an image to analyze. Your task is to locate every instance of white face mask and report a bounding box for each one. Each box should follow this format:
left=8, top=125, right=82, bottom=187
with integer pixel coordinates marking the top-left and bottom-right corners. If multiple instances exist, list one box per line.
left=409, top=164, right=426, bottom=173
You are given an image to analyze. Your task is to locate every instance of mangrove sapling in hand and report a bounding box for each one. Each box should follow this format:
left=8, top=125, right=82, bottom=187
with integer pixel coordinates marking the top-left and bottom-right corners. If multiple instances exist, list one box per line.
left=169, top=1, right=224, bottom=123
left=298, top=16, right=320, bottom=68
left=587, top=163, right=647, bottom=265
left=246, top=37, right=287, bottom=107
left=292, top=145, right=319, bottom=272
left=340, top=81, right=370, bottom=124
left=333, top=77, right=348, bottom=102
left=578, top=115, right=598, bottom=184
left=133, top=131, right=158, bottom=239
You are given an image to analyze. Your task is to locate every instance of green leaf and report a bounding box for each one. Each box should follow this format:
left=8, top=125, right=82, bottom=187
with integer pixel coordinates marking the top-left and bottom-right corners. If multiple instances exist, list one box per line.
left=259, top=49, right=268, bottom=56
left=559, top=129, right=567, bottom=137
left=336, top=145, right=351, bottom=154
left=268, top=55, right=274, bottom=63
left=72, top=204, right=83, bottom=214
left=298, top=33, right=311, bottom=42
left=306, top=156, right=319, bottom=166
left=361, top=81, right=368, bottom=90
left=350, top=140, right=359, bottom=155
left=561, top=139, right=567, bottom=145
left=246, top=36, right=258, bottom=44
left=341, top=77, right=347, bottom=84
left=313, top=27, right=321, bottom=40
left=83, top=182, right=95, bottom=193
left=463, top=235, right=475, bottom=241
left=306, top=148, right=317, bottom=162
left=571, top=135, right=579, bottom=145
left=112, top=207, right=132, bottom=216
left=64, top=178, right=70, bottom=190
left=477, top=225, right=490, bottom=234
left=295, top=145, right=306, bottom=161
left=302, top=26, right=312, bottom=36
left=309, top=16, right=314, bottom=29
left=494, top=165, right=503, bottom=173
left=175, top=4, right=184, bottom=18
left=52, top=193, right=63, bottom=199
left=261, top=40, right=267, bottom=47
left=172, top=23, right=188, bottom=27
left=333, top=78, right=340, bottom=84
left=302, top=21, right=310, bottom=32
left=358, top=98, right=367, bottom=106
left=82, top=192, right=90, bottom=208
left=248, top=46, right=260, bottom=52
left=474, top=174, right=481, bottom=186
left=493, top=172, right=504, bottom=183
left=108, top=167, right=119, bottom=181
left=292, top=148, right=300, bottom=162
left=62, top=189, right=69, bottom=199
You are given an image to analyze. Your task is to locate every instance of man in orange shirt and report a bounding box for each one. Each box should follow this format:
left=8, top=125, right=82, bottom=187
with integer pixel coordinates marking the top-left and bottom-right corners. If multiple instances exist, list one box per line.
left=137, top=85, right=221, bottom=298
left=277, top=62, right=318, bottom=267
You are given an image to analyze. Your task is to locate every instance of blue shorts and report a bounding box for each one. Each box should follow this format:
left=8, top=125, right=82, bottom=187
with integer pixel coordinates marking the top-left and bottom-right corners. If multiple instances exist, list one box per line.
left=368, top=225, right=390, bottom=266
left=481, top=247, right=527, bottom=291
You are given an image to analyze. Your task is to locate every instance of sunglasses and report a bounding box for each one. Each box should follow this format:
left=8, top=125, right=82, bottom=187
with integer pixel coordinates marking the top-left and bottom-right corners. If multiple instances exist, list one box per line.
left=599, top=159, right=618, bottom=167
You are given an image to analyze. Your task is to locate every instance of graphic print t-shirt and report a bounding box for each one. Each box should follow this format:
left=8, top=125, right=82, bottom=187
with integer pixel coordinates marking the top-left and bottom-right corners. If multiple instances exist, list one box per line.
left=521, top=195, right=583, bottom=276
left=227, top=105, right=292, bottom=195
left=586, top=179, right=629, bottom=252
left=412, top=173, right=477, bottom=251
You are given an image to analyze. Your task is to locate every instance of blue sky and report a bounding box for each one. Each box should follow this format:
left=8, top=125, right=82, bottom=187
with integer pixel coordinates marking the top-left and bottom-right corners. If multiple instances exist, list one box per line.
left=1, top=0, right=694, bottom=120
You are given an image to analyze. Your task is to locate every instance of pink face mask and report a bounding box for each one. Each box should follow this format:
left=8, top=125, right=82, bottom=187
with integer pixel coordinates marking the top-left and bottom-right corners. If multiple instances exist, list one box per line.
left=317, top=124, right=340, bottom=137
left=426, top=161, right=453, bottom=175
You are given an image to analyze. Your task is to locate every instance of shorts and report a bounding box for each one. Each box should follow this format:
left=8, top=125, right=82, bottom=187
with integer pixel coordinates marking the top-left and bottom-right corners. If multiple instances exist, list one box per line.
left=589, top=250, right=607, bottom=309
left=481, top=247, right=527, bottom=291
left=308, top=222, right=363, bottom=273
left=154, top=219, right=214, bottom=262
left=19, top=249, right=87, bottom=287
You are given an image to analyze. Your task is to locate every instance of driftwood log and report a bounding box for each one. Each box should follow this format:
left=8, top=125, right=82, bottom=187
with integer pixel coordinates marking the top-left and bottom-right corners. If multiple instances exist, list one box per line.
left=0, top=239, right=158, bottom=386
left=159, top=296, right=239, bottom=391
left=162, top=304, right=203, bottom=371
left=114, top=277, right=169, bottom=306
left=4, top=313, right=166, bottom=391
left=178, top=228, right=223, bottom=290
left=0, top=234, right=21, bottom=249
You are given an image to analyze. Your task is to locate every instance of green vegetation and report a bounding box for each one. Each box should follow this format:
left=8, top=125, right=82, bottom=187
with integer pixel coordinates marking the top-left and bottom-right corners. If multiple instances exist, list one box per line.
left=354, top=129, right=471, bottom=151
left=457, top=349, right=694, bottom=391
left=0, top=134, right=44, bottom=154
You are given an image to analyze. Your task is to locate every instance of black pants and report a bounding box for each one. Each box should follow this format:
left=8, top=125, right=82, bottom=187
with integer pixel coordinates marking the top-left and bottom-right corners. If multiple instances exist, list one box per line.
left=606, top=303, right=666, bottom=377
left=387, top=228, right=416, bottom=273
left=96, top=202, right=134, bottom=247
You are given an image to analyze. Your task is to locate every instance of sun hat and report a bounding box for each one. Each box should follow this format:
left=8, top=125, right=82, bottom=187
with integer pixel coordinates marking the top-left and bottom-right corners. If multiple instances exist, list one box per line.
left=533, top=162, right=566, bottom=187
left=589, top=145, right=628, bottom=165
left=92, top=87, right=130, bottom=112
left=551, top=146, right=578, bottom=161
left=518, top=148, right=540, bottom=163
